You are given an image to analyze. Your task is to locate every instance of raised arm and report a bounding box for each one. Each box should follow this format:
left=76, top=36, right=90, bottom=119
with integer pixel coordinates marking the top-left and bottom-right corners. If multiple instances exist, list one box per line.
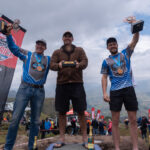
left=5, top=24, right=26, bottom=61
left=128, top=32, right=139, bottom=51
left=6, top=35, right=26, bottom=61
left=124, top=17, right=140, bottom=51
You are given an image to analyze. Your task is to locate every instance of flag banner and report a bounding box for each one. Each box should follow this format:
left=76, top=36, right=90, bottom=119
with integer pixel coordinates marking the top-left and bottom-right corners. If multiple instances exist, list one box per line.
left=96, top=110, right=101, bottom=120
left=100, top=115, right=104, bottom=120
left=91, top=107, right=95, bottom=119
left=0, top=15, right=26, bottom=123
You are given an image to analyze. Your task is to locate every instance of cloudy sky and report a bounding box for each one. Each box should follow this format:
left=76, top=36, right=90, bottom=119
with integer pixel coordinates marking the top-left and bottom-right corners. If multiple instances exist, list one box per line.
left=1, top=0, right=150, bottom=97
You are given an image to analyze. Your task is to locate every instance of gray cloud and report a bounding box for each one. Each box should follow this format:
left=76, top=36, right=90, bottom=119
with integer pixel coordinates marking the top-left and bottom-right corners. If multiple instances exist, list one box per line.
left=1, top=0, right=150, bottom=96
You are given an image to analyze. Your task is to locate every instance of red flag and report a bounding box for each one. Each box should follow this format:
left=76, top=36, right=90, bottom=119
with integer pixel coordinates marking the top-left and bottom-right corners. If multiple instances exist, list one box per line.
left=0, top=15, right=26, bottom=123
left=96, top=110, right=101, bottom=120
left=101, top=115, right=104, bottom=119
left=91, top=107, right=95, bottom=119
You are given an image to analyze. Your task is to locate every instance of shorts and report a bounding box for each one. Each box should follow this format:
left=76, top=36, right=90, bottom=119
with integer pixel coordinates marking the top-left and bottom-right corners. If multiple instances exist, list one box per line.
left=55, top=83, right=87, bottom=113
left=110, top=86, right=138, bottom=111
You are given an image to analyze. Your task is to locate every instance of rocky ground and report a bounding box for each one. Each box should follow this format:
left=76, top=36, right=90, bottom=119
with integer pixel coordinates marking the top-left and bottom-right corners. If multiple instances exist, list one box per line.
left=0, top=135, right=148, bottom=150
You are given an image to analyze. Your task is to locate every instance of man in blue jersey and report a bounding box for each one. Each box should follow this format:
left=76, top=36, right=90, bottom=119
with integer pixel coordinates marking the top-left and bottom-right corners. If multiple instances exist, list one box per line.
left=101, top=20, right=139, bottom=150
left=3, top=25, right=50, bottom=150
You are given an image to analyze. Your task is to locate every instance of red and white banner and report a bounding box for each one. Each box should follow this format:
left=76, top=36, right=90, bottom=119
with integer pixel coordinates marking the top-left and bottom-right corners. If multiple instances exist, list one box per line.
left=0, top=15, right=26, bottom=123
left=96, top=110, right=101, bottom=120
left=148, top=109, right=150, bottom=122
left=91, top=107, right=95, bottom=119
left=101, top=115, right=104, bottom=120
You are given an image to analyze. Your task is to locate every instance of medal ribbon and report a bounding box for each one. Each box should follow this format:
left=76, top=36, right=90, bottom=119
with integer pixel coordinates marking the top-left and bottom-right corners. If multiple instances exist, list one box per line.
left=112, top=54, right=121, bottom=67
left=35, top=53, right=42, bottom=64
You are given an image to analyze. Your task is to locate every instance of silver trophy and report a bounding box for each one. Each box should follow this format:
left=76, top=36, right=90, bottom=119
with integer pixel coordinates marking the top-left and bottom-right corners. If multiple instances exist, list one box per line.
left=0, top=18, right=21, bottom=34
left=124, top=16, right=144, bottom=34
left=13, top=19, right=21, bottom=32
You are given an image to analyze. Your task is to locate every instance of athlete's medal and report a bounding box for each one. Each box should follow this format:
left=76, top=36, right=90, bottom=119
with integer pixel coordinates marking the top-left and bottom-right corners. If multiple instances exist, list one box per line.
left=37, top=65, right=43, bottom=71
left=112, top=54, right=123, bottom=75
left=117, top=67, right=123, bottom=75
left=35, top=53, right=43, bottom=72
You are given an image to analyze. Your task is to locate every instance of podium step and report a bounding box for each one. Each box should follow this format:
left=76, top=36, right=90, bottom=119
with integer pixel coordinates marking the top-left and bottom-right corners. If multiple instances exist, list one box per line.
left=46, top=143, right=102, bottom=150
left=53, top=144, right=87, bottom=150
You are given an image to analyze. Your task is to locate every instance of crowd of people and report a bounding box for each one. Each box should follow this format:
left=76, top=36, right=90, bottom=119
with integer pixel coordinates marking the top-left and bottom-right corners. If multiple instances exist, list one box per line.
left=138, top=116, right=150, bottom=141
left=40, top=118, right=55, bottom=139
left=24, top=117, right=56, bottom=139
left=87, top=119, right=112, bottom=136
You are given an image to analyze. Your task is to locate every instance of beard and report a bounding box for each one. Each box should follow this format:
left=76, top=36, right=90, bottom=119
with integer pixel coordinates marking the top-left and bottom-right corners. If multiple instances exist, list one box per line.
left=110, top=49, right=118, bottom=55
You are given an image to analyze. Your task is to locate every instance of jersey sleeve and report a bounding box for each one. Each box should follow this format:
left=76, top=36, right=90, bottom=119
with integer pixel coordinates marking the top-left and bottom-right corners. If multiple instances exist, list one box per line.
left=101, top=59, right=109, bottom=74
left=6, top=35, right=27, bottom=61
left=122, top=46, right=133, bottom=58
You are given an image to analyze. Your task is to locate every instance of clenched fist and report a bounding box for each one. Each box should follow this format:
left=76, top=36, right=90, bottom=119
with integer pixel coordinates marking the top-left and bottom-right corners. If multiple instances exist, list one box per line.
left=103, top=93, right=110, bottom=103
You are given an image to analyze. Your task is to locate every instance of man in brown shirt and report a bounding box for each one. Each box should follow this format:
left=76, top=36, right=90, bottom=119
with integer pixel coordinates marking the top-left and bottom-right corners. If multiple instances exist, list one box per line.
left=50, top=31, right=88, bottom=148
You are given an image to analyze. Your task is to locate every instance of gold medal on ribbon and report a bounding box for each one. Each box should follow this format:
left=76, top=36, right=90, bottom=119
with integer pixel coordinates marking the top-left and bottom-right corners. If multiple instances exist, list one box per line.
left=117, top=68, right=123, bottom=75
left=37, top=65, right=42, bottom=71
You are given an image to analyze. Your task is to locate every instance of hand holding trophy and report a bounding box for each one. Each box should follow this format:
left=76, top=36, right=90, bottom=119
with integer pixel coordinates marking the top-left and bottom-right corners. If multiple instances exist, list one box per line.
left=0, top=19, right=20, bottom=35
left=124, top=16, right=144, bottom=34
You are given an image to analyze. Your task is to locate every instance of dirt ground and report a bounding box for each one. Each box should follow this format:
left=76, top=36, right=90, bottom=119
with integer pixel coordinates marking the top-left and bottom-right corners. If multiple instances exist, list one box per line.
left=0, top=135, right=148, bottom=150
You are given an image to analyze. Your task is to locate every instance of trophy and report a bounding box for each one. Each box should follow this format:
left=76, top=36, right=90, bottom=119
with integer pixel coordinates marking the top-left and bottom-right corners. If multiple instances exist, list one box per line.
left=62, top=61, right=76, bottom=67
left=0, top=19, right=21, bottom=35
left=0, top=20, right=8, bottom=34
left=124, top=16, right=144, bottom=34
left=13, top=19, right=21, bottom=32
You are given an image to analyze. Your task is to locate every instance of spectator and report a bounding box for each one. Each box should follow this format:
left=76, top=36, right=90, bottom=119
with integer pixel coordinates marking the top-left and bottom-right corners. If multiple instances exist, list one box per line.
left=92, top=119, right=99, bottom=135
left=99, top=119, right=105, bottom=135
left=108, top=119, right=112, bottom=135
left=87, top=120, right=90, bottom=135
left=124, top=118, right=129, bottom=129
left=40, top=120, right=46, bottom=139
left=25, top=120, right=30, bottom=136
left=51, top=120, right=54, bottom=129
left=137, top=117, right=142, bottom=127
left=147, top=119, right=150, bottom=134
left=45, top=118, right=51, bottom=133
left=103, top=121, right=107, bottom=135
left=140, top=116, right=148, bottom=140
left=71, top=118, right=76, bottom=135
left=6, top=113, right=11, bottom=122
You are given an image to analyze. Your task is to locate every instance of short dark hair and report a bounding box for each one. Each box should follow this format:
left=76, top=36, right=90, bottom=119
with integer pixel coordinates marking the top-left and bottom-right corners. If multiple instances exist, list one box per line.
left=106, top=37, right=117, bottom=46
left=63, top=31, right=73, bottom=37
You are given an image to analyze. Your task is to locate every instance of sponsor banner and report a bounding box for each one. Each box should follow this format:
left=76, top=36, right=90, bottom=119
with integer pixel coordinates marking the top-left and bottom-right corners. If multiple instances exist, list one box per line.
left=0, top=15, right=26, bottom=123
left=91, top=107, right=95, bottom=119
left=96, top=110, right=101, bottom=120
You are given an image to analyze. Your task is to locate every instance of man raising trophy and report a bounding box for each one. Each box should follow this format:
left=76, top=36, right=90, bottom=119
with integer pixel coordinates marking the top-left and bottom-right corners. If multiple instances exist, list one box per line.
left=101, top=16, right=143, bottom=150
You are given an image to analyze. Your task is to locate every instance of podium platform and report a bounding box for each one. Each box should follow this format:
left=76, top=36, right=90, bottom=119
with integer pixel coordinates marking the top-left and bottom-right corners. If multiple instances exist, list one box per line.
left=46, top=143, right=102, bottom=150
